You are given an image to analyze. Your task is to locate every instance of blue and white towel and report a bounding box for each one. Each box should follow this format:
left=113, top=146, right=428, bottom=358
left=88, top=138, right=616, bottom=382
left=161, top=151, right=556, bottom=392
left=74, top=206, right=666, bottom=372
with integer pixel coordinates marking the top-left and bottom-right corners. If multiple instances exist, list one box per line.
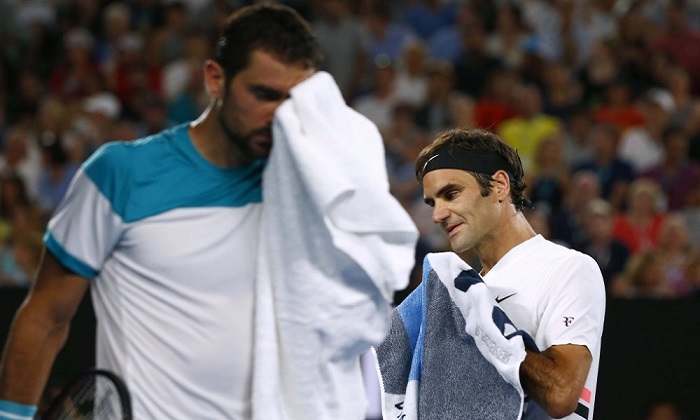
left=375, top=252, right=538, bottom=420
left=252, top=71, right=419, bottom=420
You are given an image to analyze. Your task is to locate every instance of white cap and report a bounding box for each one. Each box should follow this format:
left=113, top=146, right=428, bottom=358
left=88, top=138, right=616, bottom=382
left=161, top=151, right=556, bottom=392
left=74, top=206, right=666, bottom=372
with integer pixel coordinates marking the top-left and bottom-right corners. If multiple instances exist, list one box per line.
left=83, top=92, right=121, bottom=119
left=646, top=88, right=675, bottom=113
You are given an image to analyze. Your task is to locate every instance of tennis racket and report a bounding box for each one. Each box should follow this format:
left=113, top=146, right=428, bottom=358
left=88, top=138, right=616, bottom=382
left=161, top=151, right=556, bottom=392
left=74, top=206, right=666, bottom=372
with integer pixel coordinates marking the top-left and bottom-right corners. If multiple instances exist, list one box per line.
left=43, top=369, right=132, bottom=420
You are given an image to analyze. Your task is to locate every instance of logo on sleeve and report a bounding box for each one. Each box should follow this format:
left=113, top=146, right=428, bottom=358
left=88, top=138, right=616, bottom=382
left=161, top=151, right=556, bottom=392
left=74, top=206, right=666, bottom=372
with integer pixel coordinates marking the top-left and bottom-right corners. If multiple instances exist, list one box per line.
left=563, top=316, right=575, bottom=327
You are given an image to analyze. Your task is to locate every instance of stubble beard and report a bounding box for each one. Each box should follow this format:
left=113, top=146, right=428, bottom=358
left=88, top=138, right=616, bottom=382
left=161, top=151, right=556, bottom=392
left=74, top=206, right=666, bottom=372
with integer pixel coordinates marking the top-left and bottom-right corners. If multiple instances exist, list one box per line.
left=218, top=111, right=253, bottom=157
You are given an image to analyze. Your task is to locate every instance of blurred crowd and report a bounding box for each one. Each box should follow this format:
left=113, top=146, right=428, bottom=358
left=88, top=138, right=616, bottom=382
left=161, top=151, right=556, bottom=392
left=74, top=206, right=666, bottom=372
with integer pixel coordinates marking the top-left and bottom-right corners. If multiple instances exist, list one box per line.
left=1, top=0, right=699, bottom=301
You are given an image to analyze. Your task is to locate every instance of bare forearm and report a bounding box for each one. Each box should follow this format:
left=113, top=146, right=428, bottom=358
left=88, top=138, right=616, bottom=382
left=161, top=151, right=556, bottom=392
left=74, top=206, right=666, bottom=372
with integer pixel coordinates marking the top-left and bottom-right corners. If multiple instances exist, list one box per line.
left=0, top=305, right=70, bottom=404
left=520, top=347, right=590, bottom=418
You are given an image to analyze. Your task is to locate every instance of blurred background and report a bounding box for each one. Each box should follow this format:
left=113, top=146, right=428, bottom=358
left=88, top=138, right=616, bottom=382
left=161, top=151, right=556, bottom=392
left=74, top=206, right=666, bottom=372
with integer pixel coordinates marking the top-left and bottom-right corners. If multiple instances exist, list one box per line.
left=0, top=0, right=699, bottom=419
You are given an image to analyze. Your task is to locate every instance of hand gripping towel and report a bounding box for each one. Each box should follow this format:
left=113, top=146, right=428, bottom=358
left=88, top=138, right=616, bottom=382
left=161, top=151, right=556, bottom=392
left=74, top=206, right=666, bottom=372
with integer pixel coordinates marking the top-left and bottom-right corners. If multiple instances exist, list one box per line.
left=375, top=252, right=539, bottom=420
left=252, top=71, right=419, bottom=420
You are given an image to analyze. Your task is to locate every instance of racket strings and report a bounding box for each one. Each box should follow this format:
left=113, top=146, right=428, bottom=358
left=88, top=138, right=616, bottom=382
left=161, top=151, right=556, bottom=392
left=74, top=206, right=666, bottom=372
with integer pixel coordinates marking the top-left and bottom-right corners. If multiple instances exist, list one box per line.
left=50, top=376, right=123, bottom=420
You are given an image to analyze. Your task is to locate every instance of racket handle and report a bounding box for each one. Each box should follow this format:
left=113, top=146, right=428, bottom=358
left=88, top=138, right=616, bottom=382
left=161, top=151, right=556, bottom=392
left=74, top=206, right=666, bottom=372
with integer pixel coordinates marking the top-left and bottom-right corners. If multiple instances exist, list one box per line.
left=0, top=400, right=37, bottom=420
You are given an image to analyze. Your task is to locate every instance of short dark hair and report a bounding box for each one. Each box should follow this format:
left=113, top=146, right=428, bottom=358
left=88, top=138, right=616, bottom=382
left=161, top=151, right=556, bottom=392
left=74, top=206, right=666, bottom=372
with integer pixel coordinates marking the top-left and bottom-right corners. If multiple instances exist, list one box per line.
left=214, top=3, right=323, bottom=80
left=415, top=128, right=530, bottom=212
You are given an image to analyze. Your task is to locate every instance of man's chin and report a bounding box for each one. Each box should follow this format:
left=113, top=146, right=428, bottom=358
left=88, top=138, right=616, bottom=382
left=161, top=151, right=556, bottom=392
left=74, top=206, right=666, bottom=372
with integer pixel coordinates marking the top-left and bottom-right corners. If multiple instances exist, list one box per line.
left=250, top=141, right=272, bottom=157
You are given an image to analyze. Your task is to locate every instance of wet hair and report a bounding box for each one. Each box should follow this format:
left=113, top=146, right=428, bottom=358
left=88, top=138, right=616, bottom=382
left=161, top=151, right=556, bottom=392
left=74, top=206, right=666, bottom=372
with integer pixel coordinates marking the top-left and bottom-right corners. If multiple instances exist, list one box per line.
left=415, top=128, right=530, bottom=212
left=214, top=3, right=323, bottom=80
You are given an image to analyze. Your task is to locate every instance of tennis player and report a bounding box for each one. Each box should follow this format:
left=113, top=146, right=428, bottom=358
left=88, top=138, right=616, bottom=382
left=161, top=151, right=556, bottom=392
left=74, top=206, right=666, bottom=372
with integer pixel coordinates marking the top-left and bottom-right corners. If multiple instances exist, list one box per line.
left=416, top=128, right=606, bottom=419
left=0, top=4, right=323, bottom=419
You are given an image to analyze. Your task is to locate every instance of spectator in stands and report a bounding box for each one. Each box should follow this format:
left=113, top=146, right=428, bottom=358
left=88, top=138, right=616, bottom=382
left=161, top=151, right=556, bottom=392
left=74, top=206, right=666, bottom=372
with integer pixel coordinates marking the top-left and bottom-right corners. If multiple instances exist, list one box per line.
left=446, top=92, right=475, bottom=131
left=526, top=133, right=569, bottom=213
left=611, top=250, right=675, bottom=299
left=353, top=55, right=398, bottom=134
left=452, top=18, right=503, bottom=98
left=150, top=2, right=189, bottom=65
left=49, top=27, right=101, bottom=104
left=414, top=60, right=455, bottom=135
left=618, top=88, right=676, bottom=173
left=8, top=232, right=43, bottom=288
left=471, top=68, right=518, bottom=132
left=572, top=122, right=636, bottom=210
left=105, top=33, right=162, bottom=119
left=35, top=131, right=78, bottom=217
left=613, top=178, right=667, bottom=255
left=312, top=0, right=367, bottom=104
left=681, top=183, right=700, bottom=248
left=361, top=0, right=416, bottom=93
left=94, top=2, right=133, bottom=72
left=498, top=83, right=563, bottom=174
left=541, top=60, right=584, bottom=122
left=662, top=65, right=699, bottom=131
left=575, top=198, right=631, bottom=290
left=561, top=106, right=596, bottom=168
left=400, top=0, right=456, bottom=40
left=649, top=1, right=700, bottom=94
left=485, top=3, right=538, bottom=70
left=592, top=76, right=644, bottom=132
left=427, top=2, right=480, bottom=64
left=550, top=170, right=602, bottom=247
left=578, top=39, right=622, bottom=108
left=657, top=213, right=695, bottom=296
left=5, top=70, right=46, bottom=127
left=0, top=126, right=41, bottom=202
left=392, top=39, right=428, bottom=108
left=640, top=125, right=700, bottom=211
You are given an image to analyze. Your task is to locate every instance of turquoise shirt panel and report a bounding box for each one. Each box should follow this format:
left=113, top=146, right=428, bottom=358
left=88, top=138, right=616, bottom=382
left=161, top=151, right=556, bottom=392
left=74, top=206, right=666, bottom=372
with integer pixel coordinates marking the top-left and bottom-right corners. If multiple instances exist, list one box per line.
left=83, top=123, right=265, bottom=223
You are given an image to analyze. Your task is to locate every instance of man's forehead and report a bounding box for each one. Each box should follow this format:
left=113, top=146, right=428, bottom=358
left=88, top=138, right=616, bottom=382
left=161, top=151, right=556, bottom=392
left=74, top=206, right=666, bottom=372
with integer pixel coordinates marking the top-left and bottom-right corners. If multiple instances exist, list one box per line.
left=423, top=169, right=473, bottom=193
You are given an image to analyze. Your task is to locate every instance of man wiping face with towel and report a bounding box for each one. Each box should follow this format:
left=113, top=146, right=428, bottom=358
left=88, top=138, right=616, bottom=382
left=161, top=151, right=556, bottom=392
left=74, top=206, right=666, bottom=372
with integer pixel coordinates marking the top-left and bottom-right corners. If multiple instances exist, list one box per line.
left=413, top=128, right=605, bottom=419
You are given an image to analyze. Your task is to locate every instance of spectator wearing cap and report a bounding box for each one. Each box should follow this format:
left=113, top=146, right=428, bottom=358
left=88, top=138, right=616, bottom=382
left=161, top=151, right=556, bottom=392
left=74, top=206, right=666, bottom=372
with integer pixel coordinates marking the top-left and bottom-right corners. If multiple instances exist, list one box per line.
left=78, top=91, right=122, bottom=156
left=618, top=88, right=676, bottom=172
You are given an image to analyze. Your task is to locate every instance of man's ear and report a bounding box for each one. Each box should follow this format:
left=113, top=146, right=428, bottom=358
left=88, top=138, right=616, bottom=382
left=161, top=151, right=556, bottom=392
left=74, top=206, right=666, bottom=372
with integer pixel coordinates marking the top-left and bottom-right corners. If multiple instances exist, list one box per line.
left=492, top=169, right=511, bottom=201
left=203, top=59, right=226, bottom=100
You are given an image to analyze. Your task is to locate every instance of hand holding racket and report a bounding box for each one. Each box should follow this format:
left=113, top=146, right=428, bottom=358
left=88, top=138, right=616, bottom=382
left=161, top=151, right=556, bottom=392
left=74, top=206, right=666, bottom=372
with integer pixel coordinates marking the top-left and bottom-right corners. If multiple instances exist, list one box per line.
left=42, top=369, right=131, bottom=420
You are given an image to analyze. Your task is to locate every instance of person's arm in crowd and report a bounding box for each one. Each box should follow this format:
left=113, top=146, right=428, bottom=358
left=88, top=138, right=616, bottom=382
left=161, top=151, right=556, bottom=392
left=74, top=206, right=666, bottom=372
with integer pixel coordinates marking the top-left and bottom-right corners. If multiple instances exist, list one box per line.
left=0, top=250, right=89, bottom=405
left=520, top=344, right=592, bottom=418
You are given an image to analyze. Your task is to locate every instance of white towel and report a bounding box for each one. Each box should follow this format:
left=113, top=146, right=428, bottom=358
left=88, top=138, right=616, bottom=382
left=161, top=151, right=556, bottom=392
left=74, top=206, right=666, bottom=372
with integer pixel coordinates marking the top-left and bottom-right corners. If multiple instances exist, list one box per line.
left=375, top=252, right=538, bottom=419
left=251, top=71, right=419, bottom=420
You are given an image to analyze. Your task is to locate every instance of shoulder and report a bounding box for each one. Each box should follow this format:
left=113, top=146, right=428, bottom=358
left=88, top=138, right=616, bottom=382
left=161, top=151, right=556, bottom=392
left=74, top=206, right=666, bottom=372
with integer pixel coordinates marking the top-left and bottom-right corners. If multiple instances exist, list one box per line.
left=527, top=238, right=604, bottom=287
left=84, top=124, right=186, bottom=181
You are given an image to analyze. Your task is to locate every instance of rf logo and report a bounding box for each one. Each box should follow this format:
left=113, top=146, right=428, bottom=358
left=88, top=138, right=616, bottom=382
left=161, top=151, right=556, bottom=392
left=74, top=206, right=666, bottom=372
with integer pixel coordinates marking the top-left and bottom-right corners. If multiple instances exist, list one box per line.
left=563, top=316, right=574, bottom=327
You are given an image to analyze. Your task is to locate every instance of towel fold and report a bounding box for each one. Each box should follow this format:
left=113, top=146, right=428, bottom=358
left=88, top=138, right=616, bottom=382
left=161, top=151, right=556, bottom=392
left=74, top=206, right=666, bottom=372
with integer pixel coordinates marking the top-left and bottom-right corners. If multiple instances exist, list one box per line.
left=375, top=252, right=538, bottom=420
left=252, top=71, right=419, bottom=420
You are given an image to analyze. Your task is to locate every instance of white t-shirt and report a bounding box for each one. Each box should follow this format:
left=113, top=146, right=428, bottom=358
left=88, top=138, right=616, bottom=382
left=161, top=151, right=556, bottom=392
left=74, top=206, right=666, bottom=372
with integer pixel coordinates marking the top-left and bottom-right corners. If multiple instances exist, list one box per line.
left=45, top=123, right=264, bottom=419
left=482, top=235, right=606, bottom=420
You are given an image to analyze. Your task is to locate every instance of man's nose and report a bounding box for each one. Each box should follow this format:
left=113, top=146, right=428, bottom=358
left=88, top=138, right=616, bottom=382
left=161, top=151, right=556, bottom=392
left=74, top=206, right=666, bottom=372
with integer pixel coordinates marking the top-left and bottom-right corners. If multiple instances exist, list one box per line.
left=432, top=203, right=449, bottom=224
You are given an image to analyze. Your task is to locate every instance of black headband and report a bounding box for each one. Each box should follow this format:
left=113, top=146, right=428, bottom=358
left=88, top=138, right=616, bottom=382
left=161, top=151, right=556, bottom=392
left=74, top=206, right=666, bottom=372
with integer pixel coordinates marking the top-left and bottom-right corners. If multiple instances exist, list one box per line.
left=420, top=147, right=516, bottom=180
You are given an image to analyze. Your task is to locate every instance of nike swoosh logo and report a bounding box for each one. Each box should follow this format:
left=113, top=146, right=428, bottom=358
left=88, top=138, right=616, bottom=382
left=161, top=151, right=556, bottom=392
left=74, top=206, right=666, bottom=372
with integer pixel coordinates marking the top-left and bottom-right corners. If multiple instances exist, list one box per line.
left=495, top=292, right=517, bottom=303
